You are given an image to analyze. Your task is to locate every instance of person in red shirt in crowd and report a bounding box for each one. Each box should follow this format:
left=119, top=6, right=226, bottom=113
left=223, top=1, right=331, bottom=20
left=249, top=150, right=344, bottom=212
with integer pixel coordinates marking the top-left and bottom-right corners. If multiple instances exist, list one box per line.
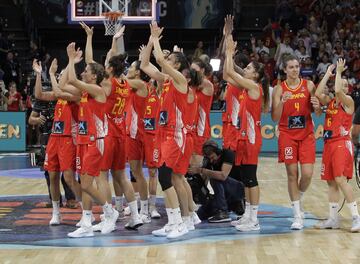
left=6, top=81, right=23, bottom=111
left=314, top=59, right=360, bottom=232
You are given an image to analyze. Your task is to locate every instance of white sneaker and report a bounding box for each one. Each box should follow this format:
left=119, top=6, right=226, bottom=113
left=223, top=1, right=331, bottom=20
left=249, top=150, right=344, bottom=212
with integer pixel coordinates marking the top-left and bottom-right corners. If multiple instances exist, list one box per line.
left=101, top=209, right=119, bottom=234
left=49, top=213, right=61, bottom=225
left=118, top=209, right=125, bottom=220
left=231, top=216, right=249, bottom=227
left=92, top=221, right=103, bottom=232
left=167, top=222, right=188, bottom=239
left=124, top=206, right=131, bottom=216
left=67, top=226, right=94, bottom=238
left=191, top=212, right=201, bottom=225
left=315, top=218, right=340, bottom=229
left=152, top=223, right=173, bottom=237
left=76, top=213, right=95, bottom=227
left=235, top=220, right=260, bottom=232
left=184, top=217, right=195, bottom=231
left=125, top=215, right=143, bottom=230
left=291, top=217, right=304, bottom=230
left=351, top=216, right=360, bottom=232
left=140, top=213, right=151, bottom=224
left=150, top=208, right=161, bottom=219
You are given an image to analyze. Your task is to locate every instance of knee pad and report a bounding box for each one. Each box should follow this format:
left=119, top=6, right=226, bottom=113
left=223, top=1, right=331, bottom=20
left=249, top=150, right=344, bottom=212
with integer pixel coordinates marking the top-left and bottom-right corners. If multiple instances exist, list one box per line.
left=130, top=171, right=137, bottom=182
left=158, top=164, right=173, bottom=191
left=242, top=165, right=258, bottom=188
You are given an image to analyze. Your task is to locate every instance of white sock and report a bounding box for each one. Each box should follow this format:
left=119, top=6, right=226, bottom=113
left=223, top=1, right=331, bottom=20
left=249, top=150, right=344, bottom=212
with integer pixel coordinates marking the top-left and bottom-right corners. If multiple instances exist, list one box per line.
left=165, top=208, right=173, bottom=225
left=250, top=205, right=259, bottom=222
left=244, top=202, right=251, bottom=218
left=134, top=192, right=140, bottom=205
left=115, top=196, right=124, bottom=212
left=347, top=201, right=360, bottom=219
left=173, top=208, right=183, bottom=224
left=182, top=216, right=191, bottom=224
left=149, top=195, right=156, bottom=210
left=140, top=199, right=149, bottom=215
left=102, top=202, right=113, bottom=217
left=329, top=203, right=339, bottom=220
left=52, top=200, right=60, bottom=214
left=128, top=200, right=139, bottom=217
left=82, top=210, right=92, bottom=227
left=291, top=200, right=301, bottom=218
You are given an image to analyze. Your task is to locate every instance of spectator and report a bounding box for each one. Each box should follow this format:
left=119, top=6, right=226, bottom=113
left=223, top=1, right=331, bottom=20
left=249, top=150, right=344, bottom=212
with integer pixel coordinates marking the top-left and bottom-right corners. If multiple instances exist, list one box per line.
left=274, top=34, right=295, bottom=68
left=193, top=41, right=204, bottom=60
left=2, top=51, right=20, bottom=87
left=316, top=53, right=331, bottom=75
left=6, top=81, right=23, bottom=111
left=300, top=57, right=316, bottom=81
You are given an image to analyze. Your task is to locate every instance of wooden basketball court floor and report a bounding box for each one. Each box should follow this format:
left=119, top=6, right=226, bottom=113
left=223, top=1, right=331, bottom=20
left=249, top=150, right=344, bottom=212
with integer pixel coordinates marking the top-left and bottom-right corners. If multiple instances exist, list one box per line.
left=0, top=155, right=360, bottom=264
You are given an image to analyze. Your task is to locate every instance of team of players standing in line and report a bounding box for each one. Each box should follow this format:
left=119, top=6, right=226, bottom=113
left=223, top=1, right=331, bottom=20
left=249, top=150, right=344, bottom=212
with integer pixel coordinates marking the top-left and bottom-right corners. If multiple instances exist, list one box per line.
left=33, top=16, right=360, bottom=239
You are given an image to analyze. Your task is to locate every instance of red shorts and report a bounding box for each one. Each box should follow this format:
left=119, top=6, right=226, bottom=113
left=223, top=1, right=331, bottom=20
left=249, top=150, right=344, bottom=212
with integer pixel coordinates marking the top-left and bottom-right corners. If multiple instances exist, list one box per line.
left=143, top=133, right=159, bottom=168
left=76, top=140, right=104, bottom=176
left=101, top=136, right=127, bottom=171
left=321, top=139, right=353, bottom=181
left=193, top=135, right=208, bottom=155
left=278, top=132, right=315, bottom=164
left=160, top=133, right=189, bottom=175
left=235, top=140, right=261, bottom=165
left=44, top=136, right=76, bottom=172
left=224, top=124, right=238, bottom=151
left=126, top=136, right=144, bottom=161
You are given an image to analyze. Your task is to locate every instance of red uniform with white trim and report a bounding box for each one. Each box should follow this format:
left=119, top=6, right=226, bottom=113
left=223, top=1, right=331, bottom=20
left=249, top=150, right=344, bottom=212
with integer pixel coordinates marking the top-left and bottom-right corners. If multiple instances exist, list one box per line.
left=143, top=84, right=160, bottom=168
left=44, top=99, right=77, bottom=172
left=157, top=79, right=188, bottom=174
left=76, top=92, right=106, bottom=176
left=101, top=78, right=132, bottom=170
left=321, top=99, right=353, bottom=180
left=126, top=84, right=147, bottom=161
left=278, top=79, right=315, bottom=164
left=235, top=86, right=263, bottom=165
left=193, top=88, right=213, bottom=155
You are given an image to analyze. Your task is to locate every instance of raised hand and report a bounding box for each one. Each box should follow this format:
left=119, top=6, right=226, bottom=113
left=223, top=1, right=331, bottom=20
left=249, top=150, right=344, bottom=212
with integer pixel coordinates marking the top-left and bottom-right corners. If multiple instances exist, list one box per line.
left=74, top=47, right=83, bottom=64
left=138, top=44, right=146, bottom=61
left=325, top=64, right=335, bottom=77
left=336, top=58, right=347, bottom=73
left=223, top=15, right=234, bottom=36
left=79, top=21, right=94, bottom=36
left=32, top=59, right=42, bottom=74
left=66, top=42, right=77, bottom=59
left=225, top=35, right=237, bottom=54
left=113, top=25, right=125, bottom=40
left=49, top=58, right=58, bottom=75
left=150, top=21, right=163, bottom=39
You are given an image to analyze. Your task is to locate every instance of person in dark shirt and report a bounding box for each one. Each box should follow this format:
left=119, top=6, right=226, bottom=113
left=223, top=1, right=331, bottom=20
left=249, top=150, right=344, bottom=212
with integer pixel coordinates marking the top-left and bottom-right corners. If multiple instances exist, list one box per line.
left=188, top=140, right=245, bottom=222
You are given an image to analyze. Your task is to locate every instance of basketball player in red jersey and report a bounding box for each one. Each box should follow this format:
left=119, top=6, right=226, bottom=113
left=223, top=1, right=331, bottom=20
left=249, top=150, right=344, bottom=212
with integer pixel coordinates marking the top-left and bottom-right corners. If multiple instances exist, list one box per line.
left=142, top=77, right=161, bottom=218
left=272, top=54, right=320, bottom=230
left=33, top=58, right=82, bottom=225
left=314, top=59, right=360, bottom=232
left=224, top=35, right=270, bottom=231
left=79, top=22, right=144, bottom=230
left=190, top=59, right=214, bottom=167
left=63, top=43, right=119, bottom=238
left=140, top=22, right=202, bottom=238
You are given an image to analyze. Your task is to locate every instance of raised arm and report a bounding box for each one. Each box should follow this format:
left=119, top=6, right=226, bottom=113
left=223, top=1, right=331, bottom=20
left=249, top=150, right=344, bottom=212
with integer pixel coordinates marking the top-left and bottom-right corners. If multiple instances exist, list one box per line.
left=315, top=64, right=334, bottom=105
left=32, top=59, right=56, bottom=101
left=79, top=22, right=95, bottom=64
left=66, top=43, right=105, bottom=102
left=105, top=25, right=125, bottom=66
left=335, top=58, right=354, bottom=114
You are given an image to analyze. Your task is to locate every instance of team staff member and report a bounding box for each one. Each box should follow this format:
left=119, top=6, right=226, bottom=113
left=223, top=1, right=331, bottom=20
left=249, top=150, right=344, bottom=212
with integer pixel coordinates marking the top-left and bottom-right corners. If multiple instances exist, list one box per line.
left=224, top=35, right=270, bottom=232
left=315, top=59, right=360, bottom=232
left=271, top=54, right=320, bottom=230
left=32, top=58, right=81, bottom=226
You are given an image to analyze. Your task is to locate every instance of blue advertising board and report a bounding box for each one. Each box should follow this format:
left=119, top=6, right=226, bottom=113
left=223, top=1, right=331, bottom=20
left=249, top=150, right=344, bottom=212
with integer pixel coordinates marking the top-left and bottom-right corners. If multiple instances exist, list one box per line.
left=209, top=111, right=326, bottom=153
left=0, top=111, right=26, bottom=152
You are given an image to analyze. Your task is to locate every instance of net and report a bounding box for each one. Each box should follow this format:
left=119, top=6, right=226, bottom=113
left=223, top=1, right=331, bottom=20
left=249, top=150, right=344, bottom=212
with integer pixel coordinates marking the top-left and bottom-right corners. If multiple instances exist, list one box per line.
left=102, top=11, right=124, bottom=36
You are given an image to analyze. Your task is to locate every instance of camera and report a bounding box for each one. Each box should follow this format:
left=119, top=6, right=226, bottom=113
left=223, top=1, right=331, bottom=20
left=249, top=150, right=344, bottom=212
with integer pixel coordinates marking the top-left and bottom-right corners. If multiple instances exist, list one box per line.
left=185, top=172, right=213, bottom=205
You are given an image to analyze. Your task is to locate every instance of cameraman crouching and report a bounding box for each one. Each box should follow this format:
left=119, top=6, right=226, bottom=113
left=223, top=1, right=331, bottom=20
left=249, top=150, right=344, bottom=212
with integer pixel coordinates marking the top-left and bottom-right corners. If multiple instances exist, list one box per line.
left=31, top=58, right=82, bottom=225
left=187, top=140, right=245, bottom=222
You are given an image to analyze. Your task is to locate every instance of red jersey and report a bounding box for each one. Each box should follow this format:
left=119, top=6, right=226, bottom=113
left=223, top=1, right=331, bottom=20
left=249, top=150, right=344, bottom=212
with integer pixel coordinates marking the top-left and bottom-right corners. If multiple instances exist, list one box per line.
left=104, top=78, right=132, bottom=137
left=77, top=92, right=107, bottom=145
left=158, top=79, right=188, bottom=148
left=51, top=99, right=77, bottom=137
left=127, top=87, right=147, bottom=139
left=323, top=99, right=352, bottom=142
left=196, top=89, right=213, bottom=138
left=184, top=88, right=198, bottom=137
left=279, top=79, right=314, bottom=140
left=7, top=92, right=21, bottom=111
left=244, top=86, right=263, bottom=146
left=143, top=84, right=160, bottom=135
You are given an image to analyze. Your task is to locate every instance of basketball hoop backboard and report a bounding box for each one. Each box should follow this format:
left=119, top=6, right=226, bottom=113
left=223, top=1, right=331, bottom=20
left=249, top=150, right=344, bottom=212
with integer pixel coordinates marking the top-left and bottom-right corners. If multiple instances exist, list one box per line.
left=69, top=0, right=157, bottom=24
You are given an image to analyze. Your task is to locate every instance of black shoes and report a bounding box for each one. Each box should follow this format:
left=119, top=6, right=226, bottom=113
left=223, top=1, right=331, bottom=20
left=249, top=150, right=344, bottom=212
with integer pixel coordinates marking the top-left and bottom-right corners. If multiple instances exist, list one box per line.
left=208, top=210, right=231, bottom=223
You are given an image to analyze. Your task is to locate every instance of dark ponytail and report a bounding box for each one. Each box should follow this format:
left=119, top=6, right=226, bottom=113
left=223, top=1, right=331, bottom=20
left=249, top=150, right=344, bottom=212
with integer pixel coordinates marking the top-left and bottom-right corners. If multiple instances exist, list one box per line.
left=188, top=68, right=202, bottom=87
left=252, top=61, right=270, bottom=112
left=108, top=53, right=128, bottom=78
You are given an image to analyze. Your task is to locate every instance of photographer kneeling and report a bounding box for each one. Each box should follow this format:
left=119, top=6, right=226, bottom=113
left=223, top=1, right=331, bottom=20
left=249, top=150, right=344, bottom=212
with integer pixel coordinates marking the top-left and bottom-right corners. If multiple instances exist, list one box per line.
left=187, top=140, right=245, bottom=222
